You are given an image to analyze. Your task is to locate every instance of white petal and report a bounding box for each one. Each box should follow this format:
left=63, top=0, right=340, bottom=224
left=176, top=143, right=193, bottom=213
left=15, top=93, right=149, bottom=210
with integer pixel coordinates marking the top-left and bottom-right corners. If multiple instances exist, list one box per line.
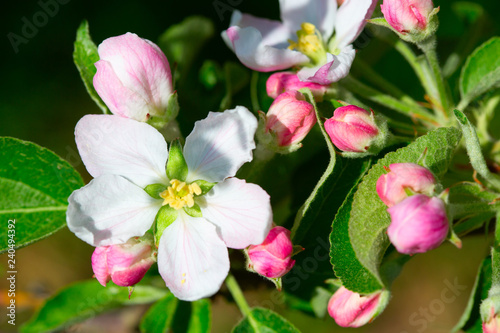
left=279, top=0, right=337, bottom=40
left=334, top=0, right=378, bottom=49
left=222, top=25, right=308, bottom=72
left=75, top=115, right=169, bottom=188
left=157, top=212, right=229, bottom=301
left=67, top=174, right=161, bottom=247
left=184, top=106, right=257, bottom=182
left=200, top=178, right=273, bottom=249
left=297, top=46, right=355, bottom=84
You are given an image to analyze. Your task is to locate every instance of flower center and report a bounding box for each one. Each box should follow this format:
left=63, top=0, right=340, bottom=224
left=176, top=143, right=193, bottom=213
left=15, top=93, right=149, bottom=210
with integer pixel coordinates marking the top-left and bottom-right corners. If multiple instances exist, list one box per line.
left=288, top=22, right=327, bottom=66
left=160, top=179, right=202, bottom=210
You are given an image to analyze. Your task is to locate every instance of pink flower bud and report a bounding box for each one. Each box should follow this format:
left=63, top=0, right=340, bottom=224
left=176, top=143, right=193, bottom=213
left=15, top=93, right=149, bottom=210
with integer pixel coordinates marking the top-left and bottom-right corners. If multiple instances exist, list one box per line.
left=376, top=163, right=436, bottom=207
left=328, top=287, right=388, bottom=328
left=484, top=314, right=500, bottom=333
left=387, top=194, right=448, bottom=255
left=324, top=105, right=379, bottom=153
left=266, top=72, right=328, bottom=100
left=91, top=236, right=156, bottom=287
left=265, top=91, right=316, bottom=147
left=93, top=33, right=173, bottom=122
left=381, top=0, right=434, bottom=33
left=247, top=226, right=296, bottom=279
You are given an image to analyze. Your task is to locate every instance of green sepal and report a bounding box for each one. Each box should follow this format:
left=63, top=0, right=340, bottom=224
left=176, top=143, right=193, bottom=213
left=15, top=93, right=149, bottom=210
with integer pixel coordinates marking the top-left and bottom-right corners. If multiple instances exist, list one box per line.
left=147, top=92, right=180, bottom=130
left=183, top=204, right=202, bottom=218
left=155, top=206, right=178, bottom=245
left=192, top=179, right=217, bottom=195
left=144, top=183, right=167, bottom=199
left=166, top=139, right=188, bottom=182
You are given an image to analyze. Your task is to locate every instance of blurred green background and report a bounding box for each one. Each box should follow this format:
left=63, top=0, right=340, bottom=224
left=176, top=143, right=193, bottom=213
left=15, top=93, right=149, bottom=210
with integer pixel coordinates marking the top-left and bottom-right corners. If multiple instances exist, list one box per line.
left=1, top=0, right=500, bottom=331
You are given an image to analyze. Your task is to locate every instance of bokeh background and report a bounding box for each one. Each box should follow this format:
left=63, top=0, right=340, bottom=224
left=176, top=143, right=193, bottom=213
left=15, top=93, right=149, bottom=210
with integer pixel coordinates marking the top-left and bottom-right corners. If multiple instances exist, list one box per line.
left=1, top=0, right=500, bottom=332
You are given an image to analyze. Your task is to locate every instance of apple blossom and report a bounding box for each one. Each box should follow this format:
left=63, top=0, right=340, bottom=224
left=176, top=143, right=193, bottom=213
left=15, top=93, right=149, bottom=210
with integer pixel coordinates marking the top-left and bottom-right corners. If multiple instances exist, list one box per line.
left=67, top=107, right=273, bottom=301
left=266, top=72, right=328, bottom=100
left=258, top=90, right=316, bottom=151
left=387, top=194, right=448, bottom=254
left=222, top=0, right=378, bottom=84
left=324, top=105, right=382, bottom=153
left=246, top=226, right=296, bottom=279
left=91, top=234, right=156, bottom=287
left=376, top=163, right=436, bottom=207
left=328, top=287, right=389, bottom=327
left=381, top=0, right=434, bottom=34
left=93, top=33, right=177, bottom=124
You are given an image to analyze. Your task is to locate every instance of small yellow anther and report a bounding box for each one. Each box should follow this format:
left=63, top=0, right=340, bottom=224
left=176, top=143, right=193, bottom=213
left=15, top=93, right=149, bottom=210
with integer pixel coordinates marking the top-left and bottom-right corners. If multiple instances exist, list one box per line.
left=301, top=22, right=316, bottom=35
left=160, top=179, right=202, bottom=210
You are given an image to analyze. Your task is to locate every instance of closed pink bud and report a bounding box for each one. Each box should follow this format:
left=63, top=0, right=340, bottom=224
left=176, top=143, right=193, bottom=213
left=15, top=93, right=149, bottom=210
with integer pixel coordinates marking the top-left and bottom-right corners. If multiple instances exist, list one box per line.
left=265, top=91, right=316, bottom=147
left=484, top=314, right=500, bottom=333
left=376, top=163, right=436, bottom=207
left=91, top=236, right=156, bottom=287
left=266, top=72, right=328, bottom=100
left=93, top=33, right=173, bottom=122
left=324, top=105, right=379, bottom=152
left=387, top=194, right=448, bottom=255
left=381, top=0, right=434, bottom=33
left=328, top=287, right=388, bottom=328
left=247, top=226, right=296, bottom=279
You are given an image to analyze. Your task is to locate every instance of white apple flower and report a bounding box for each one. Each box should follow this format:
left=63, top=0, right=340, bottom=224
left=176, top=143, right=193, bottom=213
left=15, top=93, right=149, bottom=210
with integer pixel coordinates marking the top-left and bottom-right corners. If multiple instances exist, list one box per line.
left=67, top=107, right=272, bottom=301
left=221, top=0, right=378, bottom=84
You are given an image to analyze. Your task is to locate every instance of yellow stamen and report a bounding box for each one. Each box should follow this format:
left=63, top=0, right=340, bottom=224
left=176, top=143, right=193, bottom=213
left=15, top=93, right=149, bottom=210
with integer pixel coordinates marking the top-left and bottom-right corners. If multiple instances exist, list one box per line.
left=288, top=22, right=326, bottom=65
left=159, top=179, right=202, bottom=210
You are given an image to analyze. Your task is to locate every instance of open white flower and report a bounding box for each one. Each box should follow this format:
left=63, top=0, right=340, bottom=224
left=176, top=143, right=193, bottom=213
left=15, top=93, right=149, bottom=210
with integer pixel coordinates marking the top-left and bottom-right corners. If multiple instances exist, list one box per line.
left=67, top=107, right=273, bottom=301
left=221, top=0, right=378, bottom=84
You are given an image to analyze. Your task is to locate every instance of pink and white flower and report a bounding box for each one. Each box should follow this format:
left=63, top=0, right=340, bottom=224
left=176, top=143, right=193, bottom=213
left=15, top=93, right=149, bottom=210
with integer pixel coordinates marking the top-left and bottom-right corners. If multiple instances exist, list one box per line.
left=93, top=33, right=174, bottom=122
left=328, top=287, right=389, bottom=327
left=266, top=72, right=329, bottom=100
left=381, top=0, right=434, bottom=34
left=67, top=107, right=273, bottom=301
left=246, top=226, right=296, bottom=279
left=222, top=0, right=378, bottom=84
left=92, top=235, right=156, bottom=287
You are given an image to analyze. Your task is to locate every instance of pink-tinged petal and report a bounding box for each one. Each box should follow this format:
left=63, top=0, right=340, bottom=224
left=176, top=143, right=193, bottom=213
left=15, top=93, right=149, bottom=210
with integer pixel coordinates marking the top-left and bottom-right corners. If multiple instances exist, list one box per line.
left=279, top=0, right=337, bottom=40
left=75, top=115, right=168, bottom=188
left=381, top=0, right=434, bottom=33
left=94, top=61, right=151, bottom=121
left=297, top=46, right=355, bottom=84
left=184, top=107, right=257, bottom=182
left=157, top=213, right=229, bottom=301
left=266, top=72, right=329, bottom=100
left=222, top=25, right=309, bottom=72
left=328, top=287, right=384, bottom=327
left=67, top=174, right=162, bottom=247
left=334, top=0, right=378, bottom=48
left=200, top=178, right=273, bottom=249
left=92, top=247, right=111, bottom=286
left=96, top=33, right=172, bottom=117
left=110, top=257, right=155, bottom=287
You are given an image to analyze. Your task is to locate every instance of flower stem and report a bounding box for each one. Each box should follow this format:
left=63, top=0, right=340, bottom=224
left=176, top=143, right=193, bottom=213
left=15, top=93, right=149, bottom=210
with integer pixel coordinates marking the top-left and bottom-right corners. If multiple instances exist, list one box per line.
left=418, top=37, right=453, bottom=118
left=341, top=76, right=439, bottom=126
left=251, top=71, right=261, bottom=113
left=225, top=273, right=252, bottom=316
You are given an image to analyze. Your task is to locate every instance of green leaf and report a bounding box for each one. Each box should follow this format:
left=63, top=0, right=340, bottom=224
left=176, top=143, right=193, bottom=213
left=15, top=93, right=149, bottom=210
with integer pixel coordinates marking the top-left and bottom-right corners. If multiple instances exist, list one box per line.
left=454, top=109, right=500, bottom=191
left=192, top=179, right=216, bottom=195
left=73, top=20, right=109, bottom=114
left=140, top=296, right=211, bottom=333
left=166, top=139, right=188, bottom=182
left=140, top=293, right=179, bottom=333
left=144, top=183, right=167, bottom=199
left=184, top=204, right=202, bottom=218
left=20, top=280, right=168, bottom=333
left=0, top=137, right=84, bottom=253
left=452, top=257, right=492, bottom=332
left=158, top=16, right=214, bottom=81
left=333, top=127, right=462, bottom=293
left=460, top=37, right=500, bottom=107
left=155, top=206, right=178, bottom=245
left=232, top=308, right=301, bottom=333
